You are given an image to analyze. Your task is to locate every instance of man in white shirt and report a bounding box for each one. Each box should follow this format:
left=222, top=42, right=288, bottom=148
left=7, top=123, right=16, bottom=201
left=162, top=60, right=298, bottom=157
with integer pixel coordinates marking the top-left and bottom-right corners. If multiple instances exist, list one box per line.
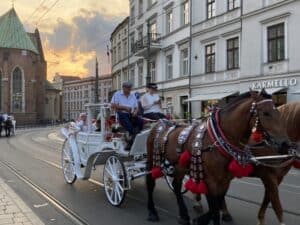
left=111, top=81, right=143, bottom=137
left=141, top=83, right=166, bottom=120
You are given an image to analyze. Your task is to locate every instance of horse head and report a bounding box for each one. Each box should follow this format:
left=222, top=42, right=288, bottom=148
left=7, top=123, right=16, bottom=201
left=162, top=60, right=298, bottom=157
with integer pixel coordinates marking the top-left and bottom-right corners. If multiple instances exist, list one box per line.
left=221, top=89, right=290, bottom=154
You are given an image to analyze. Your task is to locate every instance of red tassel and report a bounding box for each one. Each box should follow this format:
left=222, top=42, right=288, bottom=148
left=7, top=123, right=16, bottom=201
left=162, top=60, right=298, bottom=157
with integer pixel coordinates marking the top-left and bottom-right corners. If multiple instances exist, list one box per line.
left=228, top=160, right=254, bottom=178
left=293, top=160, right=300, bottom=169
left=179, top=150, right=191, bottom=168
left=151, top=167, right=164, bottom=179
left=196, top=181, right=208, bottom=195
left=251, top=131, right=263, bottom=143
left=185, top=179, right=198, bottom=193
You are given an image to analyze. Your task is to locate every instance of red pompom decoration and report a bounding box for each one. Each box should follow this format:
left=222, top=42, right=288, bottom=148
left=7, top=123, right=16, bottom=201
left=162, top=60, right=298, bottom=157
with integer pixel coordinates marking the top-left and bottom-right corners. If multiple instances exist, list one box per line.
left=251, top=131, right=263, bottom=143
left=151, top=167, right=164, bottom=179
left=293, top=160, right=300, bottom=169
left=185, top=179, right=208, bottom=194
left=179, top=150, right=192, bottom=168
left=228, top=160, right=254, bottom=178
left=196, top=181, right=208, bottom=195
left=185, top=179, right=198, bottom=193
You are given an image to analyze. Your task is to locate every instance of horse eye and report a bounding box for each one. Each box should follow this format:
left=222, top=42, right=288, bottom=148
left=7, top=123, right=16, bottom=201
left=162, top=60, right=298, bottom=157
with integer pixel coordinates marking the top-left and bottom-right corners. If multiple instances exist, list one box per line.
left=263, top=112, right=271, bottom=117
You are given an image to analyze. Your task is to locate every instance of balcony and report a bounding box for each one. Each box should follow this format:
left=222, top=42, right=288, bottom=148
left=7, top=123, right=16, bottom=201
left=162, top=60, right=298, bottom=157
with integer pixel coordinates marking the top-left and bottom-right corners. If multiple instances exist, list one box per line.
left=132, top=33, right=161, bottom=57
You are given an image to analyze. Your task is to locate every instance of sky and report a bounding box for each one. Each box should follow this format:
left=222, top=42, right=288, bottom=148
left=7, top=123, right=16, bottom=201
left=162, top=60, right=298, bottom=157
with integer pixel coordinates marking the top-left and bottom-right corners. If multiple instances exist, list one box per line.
left=0, top=0, right=129, bottom=80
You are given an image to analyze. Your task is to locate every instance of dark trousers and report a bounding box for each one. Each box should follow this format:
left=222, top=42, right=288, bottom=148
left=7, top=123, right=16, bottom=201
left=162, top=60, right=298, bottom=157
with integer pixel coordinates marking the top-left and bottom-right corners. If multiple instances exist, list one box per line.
left=143, top=112, right=166, bottom=121
left=117, top=112, right=143, bottom=136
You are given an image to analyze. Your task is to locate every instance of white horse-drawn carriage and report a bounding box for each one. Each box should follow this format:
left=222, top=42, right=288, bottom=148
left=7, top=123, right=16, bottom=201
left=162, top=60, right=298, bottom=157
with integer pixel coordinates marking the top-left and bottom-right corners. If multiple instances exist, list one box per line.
left=61, top=103, right=157, bottom=206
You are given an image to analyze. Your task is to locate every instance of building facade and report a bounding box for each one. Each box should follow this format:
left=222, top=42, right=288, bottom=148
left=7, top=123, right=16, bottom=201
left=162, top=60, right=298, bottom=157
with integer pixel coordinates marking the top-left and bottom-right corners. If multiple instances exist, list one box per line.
left=111, top=0, right=192, bottom=118
left=0, top=8, right=47, bottom=124
left=190, top=0, right=300, bottom=117
left=62, top=75, right=112, bottom=121
left=45, top=81, right=61, bottom=123
left=111, top=0, right=300, bottom=119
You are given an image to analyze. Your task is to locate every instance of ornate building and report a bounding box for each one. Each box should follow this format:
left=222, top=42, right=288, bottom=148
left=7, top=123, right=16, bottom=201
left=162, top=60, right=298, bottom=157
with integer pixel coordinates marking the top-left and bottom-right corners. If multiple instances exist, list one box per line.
left=0, top=8, right=46, bottom=124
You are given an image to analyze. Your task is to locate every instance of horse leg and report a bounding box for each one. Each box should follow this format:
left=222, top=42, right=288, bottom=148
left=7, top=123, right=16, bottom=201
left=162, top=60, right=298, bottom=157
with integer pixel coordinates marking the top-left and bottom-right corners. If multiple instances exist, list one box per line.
left=193, top=195, right=222, bottom=225
left=257, top=190, right=270, bottom=225
left=146, top=173, right=159, bottom=222
left=220, top=196, right=233, bottom=222
left=172, top=176, right=190, bottom=225
left=193, top=194, right=203, bottom=213
left=261, top=176, right=285, bottom=225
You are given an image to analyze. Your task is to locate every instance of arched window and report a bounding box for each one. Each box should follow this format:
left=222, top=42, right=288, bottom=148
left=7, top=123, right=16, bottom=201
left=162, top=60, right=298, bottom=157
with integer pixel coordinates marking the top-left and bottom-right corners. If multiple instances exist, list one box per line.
left=12, top=67, right=23, bottom=112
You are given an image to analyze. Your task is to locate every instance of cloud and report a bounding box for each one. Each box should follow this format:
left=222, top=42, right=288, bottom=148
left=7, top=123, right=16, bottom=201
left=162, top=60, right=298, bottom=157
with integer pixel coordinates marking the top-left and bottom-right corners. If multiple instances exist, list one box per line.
left=42, top=9, right=124, bottom=80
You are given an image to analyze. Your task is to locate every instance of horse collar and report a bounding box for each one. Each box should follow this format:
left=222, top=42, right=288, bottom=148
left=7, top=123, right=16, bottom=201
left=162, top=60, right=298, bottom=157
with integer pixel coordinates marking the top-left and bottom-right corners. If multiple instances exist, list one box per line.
left=207, top=109, right=252, bottom=164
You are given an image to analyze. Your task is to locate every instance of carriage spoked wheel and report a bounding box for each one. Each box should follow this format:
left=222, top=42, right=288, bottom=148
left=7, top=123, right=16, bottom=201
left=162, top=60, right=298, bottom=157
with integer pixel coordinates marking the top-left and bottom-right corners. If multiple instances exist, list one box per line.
left=165, top=174, right=189, bottom=194
left=61, top=140, right=77, bottom=184
left=103, top=155, right=127, bottom=206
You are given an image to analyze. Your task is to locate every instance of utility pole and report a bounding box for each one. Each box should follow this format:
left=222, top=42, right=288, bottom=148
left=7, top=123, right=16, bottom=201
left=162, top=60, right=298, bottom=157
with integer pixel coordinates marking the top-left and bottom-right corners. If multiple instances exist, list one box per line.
left=146, top=20, right=151, bottom=85
left=95, top=57, right=99, bottom=103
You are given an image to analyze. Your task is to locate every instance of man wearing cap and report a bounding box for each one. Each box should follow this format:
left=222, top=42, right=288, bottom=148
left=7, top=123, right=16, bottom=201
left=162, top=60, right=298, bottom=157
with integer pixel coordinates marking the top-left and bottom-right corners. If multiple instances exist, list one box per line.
left=141, top=83, right=166, bottom=120
left=111, top=82, right=143, bottom=147
left=76, top=112, right=88, bottom=132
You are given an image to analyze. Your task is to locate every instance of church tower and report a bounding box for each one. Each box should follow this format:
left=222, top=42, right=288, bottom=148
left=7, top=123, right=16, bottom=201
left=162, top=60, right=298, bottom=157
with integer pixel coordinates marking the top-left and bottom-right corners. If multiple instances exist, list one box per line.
left=0, top=8, right=47, bottom=124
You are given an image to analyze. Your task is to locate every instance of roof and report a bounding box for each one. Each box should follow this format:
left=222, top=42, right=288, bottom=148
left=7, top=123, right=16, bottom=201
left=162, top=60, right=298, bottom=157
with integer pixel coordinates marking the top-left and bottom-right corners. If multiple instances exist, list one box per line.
left=45, top=80, right=60, bottom=91
left=0, top=8, right=38, bottom=54
left=110, top=17, right=129, bottom=40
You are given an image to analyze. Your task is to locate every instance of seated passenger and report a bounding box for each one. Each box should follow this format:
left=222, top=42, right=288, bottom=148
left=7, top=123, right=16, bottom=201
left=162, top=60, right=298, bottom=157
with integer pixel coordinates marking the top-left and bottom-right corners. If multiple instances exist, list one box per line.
left=111, top=81, right=143, bottom=149
left=76, top=112, right=88, bottom=132
left=141, top=83, right=166, bottom=121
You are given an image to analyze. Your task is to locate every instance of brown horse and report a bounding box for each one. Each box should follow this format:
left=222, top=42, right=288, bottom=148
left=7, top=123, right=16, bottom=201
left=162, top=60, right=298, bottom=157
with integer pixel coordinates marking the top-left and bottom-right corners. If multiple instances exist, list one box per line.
left=146, top=90, right=291, bottom=225
left=220, top=102, right=300, bottom=225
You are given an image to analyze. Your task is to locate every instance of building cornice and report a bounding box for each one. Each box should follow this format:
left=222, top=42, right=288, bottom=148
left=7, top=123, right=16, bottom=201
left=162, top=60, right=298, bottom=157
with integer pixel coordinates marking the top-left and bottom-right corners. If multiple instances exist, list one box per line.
left=260, top=12, right=291, bottom=24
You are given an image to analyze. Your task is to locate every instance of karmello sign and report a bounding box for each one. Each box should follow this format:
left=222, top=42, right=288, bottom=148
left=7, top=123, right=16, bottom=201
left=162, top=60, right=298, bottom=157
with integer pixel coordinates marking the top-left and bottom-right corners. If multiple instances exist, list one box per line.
left=251, top=78, right=297, bottom=89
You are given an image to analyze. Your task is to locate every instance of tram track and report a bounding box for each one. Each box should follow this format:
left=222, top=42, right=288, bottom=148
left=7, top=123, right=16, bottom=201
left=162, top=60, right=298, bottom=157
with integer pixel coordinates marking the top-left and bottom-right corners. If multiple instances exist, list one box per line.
left=3, top=129, right=300, bottom=220
left=0, top=159, right=91, bottom=225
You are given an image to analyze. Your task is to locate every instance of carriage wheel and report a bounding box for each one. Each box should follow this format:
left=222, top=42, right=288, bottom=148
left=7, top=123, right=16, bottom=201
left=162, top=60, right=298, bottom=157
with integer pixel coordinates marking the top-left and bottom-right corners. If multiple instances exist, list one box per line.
left=61, top=140, right=77, bottom=184
left=165, top=174, right=189, bottom=194
left=103, top=155, right=127, bottom=206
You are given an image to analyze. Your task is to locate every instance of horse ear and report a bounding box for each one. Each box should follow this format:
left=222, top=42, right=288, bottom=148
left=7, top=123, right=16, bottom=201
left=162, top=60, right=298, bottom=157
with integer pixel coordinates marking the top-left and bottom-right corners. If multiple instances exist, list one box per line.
left=260, top=88, right=268, bottom=96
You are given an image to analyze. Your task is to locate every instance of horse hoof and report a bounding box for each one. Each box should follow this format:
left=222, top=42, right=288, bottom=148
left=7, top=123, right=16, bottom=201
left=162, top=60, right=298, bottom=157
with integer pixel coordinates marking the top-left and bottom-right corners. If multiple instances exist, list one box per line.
left=222, top=213, right=233, bottom=222
left=147, top=212, right=159, bottom=222
left=178, top=217, right=190, bottom=225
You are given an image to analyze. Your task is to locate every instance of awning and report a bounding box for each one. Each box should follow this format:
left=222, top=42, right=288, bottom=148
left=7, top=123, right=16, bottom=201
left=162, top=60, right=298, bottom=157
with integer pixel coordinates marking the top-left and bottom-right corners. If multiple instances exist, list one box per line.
left=186, top=91, right=238, bottom=102
left=264, top=87, right=287, bottom=95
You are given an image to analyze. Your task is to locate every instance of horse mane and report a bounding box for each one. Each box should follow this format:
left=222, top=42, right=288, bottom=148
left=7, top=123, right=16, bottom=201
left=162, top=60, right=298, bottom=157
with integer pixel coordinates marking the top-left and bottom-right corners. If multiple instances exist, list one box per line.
left=221, top=91, right=272, bottom=112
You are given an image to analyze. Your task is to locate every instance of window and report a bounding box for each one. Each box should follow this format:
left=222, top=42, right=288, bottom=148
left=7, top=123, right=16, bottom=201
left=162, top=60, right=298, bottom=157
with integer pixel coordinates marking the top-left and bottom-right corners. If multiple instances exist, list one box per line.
left=113, top=47, right=116, bottom=64
left=182, top=1, right=189, bottom=26
left=123, top=40, right=127, bottom=58
left=139, top=0, right=143, bottom=16
left=150, top=61, right=156, bottom=82
left=117, top=43, right=121, bottom=62
left=137, top=26, right=143, bottom=40
left=138, top=63, right=143, bottom=87
left=129, top=67, right=135, bottom=87
left=123, top=69, right=128, bottom=82
left=166, top=11, right=173, bottom=34
left=180, top=48, right=189, bottom=76
left=227, top=37, right=239, bottom=69
left=207, top=0, right=216, bottom=19
left=130, top=5, right=135, bottom=25
left=130, top=33, right=135, bottom=53
left=205, top=44, right=215, bottom=73
left=150, top=22, right=157, bottom=41
left=148, top=0, right=157, bottom=8
left=267, top=23, right=285, bottom=62
left=166, top=54, right=173, bottom=80
left=228, top=0, right=238, bottom=11
left=12, top=67, right=23, bottom=112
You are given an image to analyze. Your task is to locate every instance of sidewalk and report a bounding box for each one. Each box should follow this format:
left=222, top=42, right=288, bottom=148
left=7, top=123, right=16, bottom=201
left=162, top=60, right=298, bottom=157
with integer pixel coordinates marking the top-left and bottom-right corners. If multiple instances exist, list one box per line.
left=0, top=177, right=45, bottom=225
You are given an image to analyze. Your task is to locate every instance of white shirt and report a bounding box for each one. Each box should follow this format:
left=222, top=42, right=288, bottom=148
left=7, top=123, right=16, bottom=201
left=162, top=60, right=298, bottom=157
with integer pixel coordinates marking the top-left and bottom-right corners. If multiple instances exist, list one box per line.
left=76, top=120, right=88, bottom=132
left=111, top=90, right=138, bottom=113
left=141, top=93, right=162, bottom=114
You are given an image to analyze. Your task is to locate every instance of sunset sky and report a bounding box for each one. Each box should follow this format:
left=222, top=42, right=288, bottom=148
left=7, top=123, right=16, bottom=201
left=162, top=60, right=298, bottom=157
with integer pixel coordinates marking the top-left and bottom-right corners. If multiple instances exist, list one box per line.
left=0, top=0, right=129, bottom=80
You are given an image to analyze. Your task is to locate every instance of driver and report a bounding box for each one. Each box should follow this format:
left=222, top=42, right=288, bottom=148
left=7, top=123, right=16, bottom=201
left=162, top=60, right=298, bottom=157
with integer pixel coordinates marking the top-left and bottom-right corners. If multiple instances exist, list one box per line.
left=111, top=81, right=143, bottom=149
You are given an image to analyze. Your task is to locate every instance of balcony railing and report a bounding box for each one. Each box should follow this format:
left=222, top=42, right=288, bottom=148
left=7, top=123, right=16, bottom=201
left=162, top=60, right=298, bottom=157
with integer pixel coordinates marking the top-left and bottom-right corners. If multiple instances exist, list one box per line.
left=132, top=33, right=161, bottom=54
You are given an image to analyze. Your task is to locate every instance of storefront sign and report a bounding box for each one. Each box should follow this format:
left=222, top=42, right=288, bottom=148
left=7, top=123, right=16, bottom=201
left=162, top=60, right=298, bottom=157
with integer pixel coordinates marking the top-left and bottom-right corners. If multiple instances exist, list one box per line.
left=251, top=78, right=297, bottom=89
